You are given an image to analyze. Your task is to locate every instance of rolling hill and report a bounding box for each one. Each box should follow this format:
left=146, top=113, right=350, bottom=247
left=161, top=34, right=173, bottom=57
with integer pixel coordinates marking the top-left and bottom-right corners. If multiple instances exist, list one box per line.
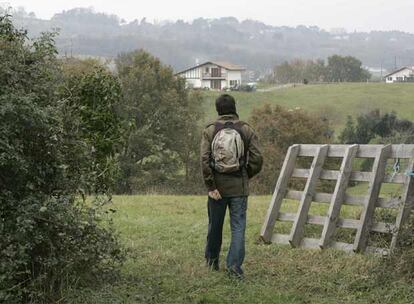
left=202, top=83, right=414, bottom=133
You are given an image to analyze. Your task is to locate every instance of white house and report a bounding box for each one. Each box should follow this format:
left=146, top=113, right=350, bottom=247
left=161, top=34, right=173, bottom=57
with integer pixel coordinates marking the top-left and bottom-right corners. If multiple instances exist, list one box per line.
left=384, top=67, right=414, bottom=83
left=176, top=61, right=245, bottom=90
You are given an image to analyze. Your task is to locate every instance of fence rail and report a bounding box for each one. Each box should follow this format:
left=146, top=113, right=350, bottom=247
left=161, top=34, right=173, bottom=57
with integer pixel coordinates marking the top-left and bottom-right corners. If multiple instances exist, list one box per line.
left=260, top=144, right=414, bottom=255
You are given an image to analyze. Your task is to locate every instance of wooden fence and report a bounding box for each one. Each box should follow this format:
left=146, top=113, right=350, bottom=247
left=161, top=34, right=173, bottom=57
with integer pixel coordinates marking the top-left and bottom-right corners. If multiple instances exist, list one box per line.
left=260, top=144, right=414, bottom=254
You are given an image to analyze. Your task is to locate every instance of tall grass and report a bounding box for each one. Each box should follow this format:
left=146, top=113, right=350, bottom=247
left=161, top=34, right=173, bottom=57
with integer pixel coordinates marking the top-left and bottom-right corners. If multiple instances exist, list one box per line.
left=65, top=194, right=414, bottom=303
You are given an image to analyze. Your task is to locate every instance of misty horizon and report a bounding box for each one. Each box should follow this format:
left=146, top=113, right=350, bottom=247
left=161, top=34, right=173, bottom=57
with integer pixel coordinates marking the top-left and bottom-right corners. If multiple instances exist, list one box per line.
left=6, top=2, right=414, bottom=73
left=6, top=0, right=414, bottom=34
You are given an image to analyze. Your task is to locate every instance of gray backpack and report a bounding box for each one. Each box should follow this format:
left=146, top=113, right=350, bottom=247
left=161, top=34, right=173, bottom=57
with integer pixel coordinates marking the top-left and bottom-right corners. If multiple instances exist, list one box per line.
left=210, top=121, right=246, bottom=173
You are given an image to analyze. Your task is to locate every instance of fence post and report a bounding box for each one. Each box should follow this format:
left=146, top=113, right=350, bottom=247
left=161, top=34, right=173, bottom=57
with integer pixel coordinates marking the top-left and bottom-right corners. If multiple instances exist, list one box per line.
left=320, top=144, right=358, bottom=249
left=354, top=144, right=391, bottom=253
left=289, top=145, right=328, bottom=247
left=260, top=144, right=300, bottom=242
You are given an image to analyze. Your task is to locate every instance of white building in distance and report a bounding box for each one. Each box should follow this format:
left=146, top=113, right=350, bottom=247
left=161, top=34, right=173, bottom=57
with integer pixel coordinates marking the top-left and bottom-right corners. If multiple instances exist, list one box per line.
left=176, top=61, right=245, bottom=90
left=384, top=67, right=414, bottom=83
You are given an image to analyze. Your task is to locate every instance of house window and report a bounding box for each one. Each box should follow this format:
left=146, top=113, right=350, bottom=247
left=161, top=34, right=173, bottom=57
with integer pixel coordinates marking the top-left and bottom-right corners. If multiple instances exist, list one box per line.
left=230, top=80, right=239, bottom=87
left=211, top=68, right=221, bottom=77
left=388, top=77, right=393, bottom=81
left=205, top=67, right=209, bottom=73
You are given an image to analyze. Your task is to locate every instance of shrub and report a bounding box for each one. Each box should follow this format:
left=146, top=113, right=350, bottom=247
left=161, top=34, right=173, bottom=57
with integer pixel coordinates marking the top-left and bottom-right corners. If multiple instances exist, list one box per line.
left=59, top=58, right=125, bottom=194
left=0, top=195, right=124, bottom=303
left=0, top=15, right=124, bottom=302
left=339, top=110, right=414, bottom=145
left=249, top=104, right=331, bottom=194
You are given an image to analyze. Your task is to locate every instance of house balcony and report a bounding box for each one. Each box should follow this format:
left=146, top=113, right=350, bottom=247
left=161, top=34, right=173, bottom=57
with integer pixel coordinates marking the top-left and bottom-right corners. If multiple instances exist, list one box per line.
left=202, top=72, right=227, bottom=79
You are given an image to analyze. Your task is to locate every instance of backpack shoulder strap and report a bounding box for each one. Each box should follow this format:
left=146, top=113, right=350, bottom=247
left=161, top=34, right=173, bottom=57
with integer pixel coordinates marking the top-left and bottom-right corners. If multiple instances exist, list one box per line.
left=204, top=121, right=215, bottom=129
left=212, top=121, right=226, bottom=139
left=232, top=121, right=246, bottom=131
left=232, top=121, right=248, bottom=142
left=212, top=120, right=248, bottom=141
left=232, top=121, right=251, bottom=158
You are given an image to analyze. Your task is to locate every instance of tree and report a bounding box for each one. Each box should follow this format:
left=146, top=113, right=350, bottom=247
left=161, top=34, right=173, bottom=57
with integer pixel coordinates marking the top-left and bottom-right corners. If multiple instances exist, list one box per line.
left=304, top=59, right=327, bottom=82
left=338, top=116, right=357, bottom=144
left=249, top=104, right=331, bottom=194
left=273, top=61, right=289, bottom=83
left=10, top=9, right=414, bottom=74
left=115, top=50, right=204, bottom=193
left=327, top=55, right=371, bottom=82
left=273, top=59, right=328, bottom=84
left=59, top=58, right=125, bottom=193
left=174, top=90, right=205, bottom=191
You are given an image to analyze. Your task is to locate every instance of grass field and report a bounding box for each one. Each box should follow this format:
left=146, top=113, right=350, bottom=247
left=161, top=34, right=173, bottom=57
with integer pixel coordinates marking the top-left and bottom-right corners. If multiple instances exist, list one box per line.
left=66, top=191, right=413, bottom=303
left=62, top=82, right=414, bottom=303
left=202, top=83, right=414, bottom=132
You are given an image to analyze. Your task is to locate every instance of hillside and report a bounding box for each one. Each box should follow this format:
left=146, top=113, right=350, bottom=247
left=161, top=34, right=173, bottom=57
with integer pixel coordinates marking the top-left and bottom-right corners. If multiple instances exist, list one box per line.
left=202, top=83, right=414, bottom=133
left=6, top=6, right=414, bottom=74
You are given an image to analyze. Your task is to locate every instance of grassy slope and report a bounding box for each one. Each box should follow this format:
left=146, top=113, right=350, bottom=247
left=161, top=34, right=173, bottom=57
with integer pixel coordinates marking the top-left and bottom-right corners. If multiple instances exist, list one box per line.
left=67, top=194, right=413, bottom=304
left=65, top=83, right=414, bottom=303
left=202, top=83, right=414, bottom=131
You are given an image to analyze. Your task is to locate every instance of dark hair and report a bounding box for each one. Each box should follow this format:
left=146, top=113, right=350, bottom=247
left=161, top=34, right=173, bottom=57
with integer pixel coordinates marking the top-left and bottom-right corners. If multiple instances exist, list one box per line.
left=215, top=94, right=237, bottom=115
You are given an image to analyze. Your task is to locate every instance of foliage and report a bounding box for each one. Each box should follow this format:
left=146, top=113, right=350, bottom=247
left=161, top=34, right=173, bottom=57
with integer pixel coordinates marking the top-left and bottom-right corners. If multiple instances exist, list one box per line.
left=0, top=15, right=59, bottom=100
left=0, top=194, right=124, bottom=303
left=338, top=110, right=414, bottom=144
left=59, top=58, right=125, bottom=193
left=175, top=90, right=205, bottom=193
left=273, top=59, right=326, bottom=84
left=10, top=7, right=414, bottom=73
left=339, top=116, right=357, bottom=143
left=327, top=55, right=371, bottom=82
left=52, top=7, right=121, bottom=28
left=115, top=50, right=204, bottom=194
left=0, top=15, right=124, bottom=302
left=272, top=55, right=371, bottom=84
left=249, top=104, right=331, bottom=194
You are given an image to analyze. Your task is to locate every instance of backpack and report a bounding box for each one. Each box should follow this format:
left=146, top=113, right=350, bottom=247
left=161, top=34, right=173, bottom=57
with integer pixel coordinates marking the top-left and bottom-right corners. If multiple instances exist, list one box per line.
left=210, top=121, right=247, bottom=173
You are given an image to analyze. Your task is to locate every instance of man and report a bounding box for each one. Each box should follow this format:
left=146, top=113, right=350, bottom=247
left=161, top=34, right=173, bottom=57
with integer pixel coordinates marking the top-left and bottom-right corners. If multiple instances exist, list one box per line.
left=200, top=94, right=263, bottom=278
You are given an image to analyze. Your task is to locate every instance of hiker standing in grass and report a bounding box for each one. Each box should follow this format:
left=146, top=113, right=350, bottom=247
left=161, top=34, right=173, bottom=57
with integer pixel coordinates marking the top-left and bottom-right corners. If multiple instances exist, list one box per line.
left=200, top=94, right=263, bottom=278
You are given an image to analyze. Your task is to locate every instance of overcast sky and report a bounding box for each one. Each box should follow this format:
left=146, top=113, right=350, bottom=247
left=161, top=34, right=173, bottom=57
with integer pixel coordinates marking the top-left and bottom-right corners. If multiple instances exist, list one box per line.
left=6, top=0, right=414, bottom=33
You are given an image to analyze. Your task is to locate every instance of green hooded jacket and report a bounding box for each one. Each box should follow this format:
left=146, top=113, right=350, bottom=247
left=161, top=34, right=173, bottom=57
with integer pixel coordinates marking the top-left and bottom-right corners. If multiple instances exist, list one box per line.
left=200, top=114, right=263, bottom=197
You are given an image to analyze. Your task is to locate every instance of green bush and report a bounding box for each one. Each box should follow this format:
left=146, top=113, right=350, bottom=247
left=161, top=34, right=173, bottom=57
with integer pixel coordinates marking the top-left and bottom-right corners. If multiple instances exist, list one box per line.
left=339, top=110, right=414, bottom=145
left=59, top=58, right=125, bottom=194
left=0, top=195, right=124, bottom=303
left=0, top=15, right=124, bottom=302
left=249, top=104, right=332, bottom=194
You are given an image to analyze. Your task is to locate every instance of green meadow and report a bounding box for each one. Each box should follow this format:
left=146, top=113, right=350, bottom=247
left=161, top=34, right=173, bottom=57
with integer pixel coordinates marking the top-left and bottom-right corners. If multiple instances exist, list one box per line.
left=66, top=191, right=413, bottom=303
left=202, top=83, right=414, bottom=131
left=64, top=83, right=414, bottom=303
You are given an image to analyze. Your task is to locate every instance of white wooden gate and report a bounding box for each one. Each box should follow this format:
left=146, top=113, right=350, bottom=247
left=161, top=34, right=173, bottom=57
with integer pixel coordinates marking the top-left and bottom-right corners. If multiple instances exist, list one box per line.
left=261, top=144, right=414, bottom=254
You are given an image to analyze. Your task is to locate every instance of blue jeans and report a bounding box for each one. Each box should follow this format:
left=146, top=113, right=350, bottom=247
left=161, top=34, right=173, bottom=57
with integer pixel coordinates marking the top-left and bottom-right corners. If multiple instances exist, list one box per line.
left=205, top=196, right=248, bottom=272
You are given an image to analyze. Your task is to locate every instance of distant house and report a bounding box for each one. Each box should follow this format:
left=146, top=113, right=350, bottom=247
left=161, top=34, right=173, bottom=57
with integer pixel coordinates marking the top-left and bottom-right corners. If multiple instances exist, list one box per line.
left=384, top=67, right=414, bottom=83
left=176, top=61, right=245, bottom=90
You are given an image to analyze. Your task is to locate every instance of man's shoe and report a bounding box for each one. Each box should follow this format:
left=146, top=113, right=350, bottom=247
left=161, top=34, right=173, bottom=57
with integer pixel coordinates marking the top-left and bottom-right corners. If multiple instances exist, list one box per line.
left=206, top=259, right=219, bottom=271
left=227, top=266, right=244, bottom=280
